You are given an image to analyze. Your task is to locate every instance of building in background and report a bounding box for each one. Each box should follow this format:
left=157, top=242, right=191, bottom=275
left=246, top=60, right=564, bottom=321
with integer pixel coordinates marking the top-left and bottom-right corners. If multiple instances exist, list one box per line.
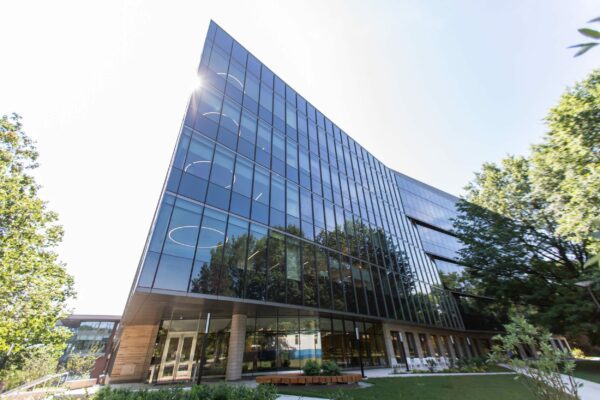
left=59, top=315, right=120, bottom=380
left=108, top=21, right=502, bottom=384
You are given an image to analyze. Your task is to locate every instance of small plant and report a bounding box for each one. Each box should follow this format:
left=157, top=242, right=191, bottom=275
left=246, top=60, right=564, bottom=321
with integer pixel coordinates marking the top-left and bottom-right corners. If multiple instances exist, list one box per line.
left=321, top=360, right=341, bottom=376
left=425, top=358, right=437, bottom=373
left=65, top=352, right=98, bottom=379
left=302, top=359, right=321, bottom=376
left=489, top=315, right=581, bottom=400
left=329, top=389, right=353, bottom=400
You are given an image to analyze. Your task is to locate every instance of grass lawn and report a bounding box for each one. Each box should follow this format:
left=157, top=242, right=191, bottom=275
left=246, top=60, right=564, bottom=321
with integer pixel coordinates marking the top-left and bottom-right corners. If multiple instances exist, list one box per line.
left=277, top=376, right=534, bottom=400
left=573, top=360, right=600, bottom=384
left=486, top=364, right=512, bottom=372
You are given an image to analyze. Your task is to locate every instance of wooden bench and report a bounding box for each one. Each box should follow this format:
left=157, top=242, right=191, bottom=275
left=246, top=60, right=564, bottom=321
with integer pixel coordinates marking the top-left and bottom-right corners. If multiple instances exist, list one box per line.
left=256, top=373, right=362, bottom=385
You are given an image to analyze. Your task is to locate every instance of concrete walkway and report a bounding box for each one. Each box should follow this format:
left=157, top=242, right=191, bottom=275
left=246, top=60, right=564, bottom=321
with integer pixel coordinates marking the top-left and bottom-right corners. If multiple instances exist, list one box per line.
left=361, top=367, right=515, bottom=378
left=56, top=368, right=600, bottom=400
left=498, top=364, right=600, bottom=400
left=570, top=376, right=600, bottom=400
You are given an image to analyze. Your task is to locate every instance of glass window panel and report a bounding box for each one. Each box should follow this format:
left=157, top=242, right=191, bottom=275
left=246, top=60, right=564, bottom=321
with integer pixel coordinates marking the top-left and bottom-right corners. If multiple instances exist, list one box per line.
left=232, top=41, right=247, bottom=65
left=274, top=96, right=285, bottom=121
left=286, top=237, right=302, bottom=305
left=148, top=195, right=175, bottom=253
left=221, top=99, right=241, bottom=133
left=341, top=256, right=356, bottom=313
left=240, top=111, right=257, bottom=144
left=198, top=86, right=223, bottom=123
left=174, top=128, right=192, bottom=169
left=272, top=131, right=285, bottom=160
left=256, top=122, right=271, bottom=153
left=232, top=156, right=253, bottom=197
left=162, top=198, right=203, bottom=259
left=226, top=61, right=245, bottom=92
left=302, top=242, right=317, bottom=307
left=362, top=266, right=377, bottom=316
left=195, top=208, right=227, bottom=263
left=209, top=146, right=235, bottom=188
left=270, top=175, right=285, bottom=211
left=220, top=216, right=249, bottom=297
left=153, top=254, right=192, bottom=292
left=208, top=46, right=229, bottom=73
left=419, top=333, right=432, bottom=357
left=245, top=74, right=259, bottom=101
left=259, top=83, right=273, bottom=111
left=300, top=189, right=312, bottom=221
left=352, top=260, right=368, bottom=314
left=184, top=135, right=214, bottom=180
left=245, top=224, right=268, bottom=300
left=405, top=332, right=418, bottom=358
left=252, top=166, right=270, bottom=205
left=286, top=140, right=298, bottom=169
left=190, top=208, right=227, bottom=294
left=286, top=183, right=299, bottom=218
left=313, top=196, right=325, bottom=228
left=267, top=231, right=286, bottom=303
left=329, top=253, right=345, bottom=312
left=316, top=248, right=331, bottom=309
left=138, top=251, right=160, bottom=288
left=299, top=148, right=309, bottom=173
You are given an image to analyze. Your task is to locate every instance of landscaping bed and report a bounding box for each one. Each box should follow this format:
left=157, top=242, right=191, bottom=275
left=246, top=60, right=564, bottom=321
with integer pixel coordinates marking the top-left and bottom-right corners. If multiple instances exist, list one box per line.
left=256, top=373, right=362, bottom=385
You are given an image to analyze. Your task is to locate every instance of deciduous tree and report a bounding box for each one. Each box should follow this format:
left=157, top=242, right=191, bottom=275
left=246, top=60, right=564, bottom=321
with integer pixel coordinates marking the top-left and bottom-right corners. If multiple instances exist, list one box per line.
left=0, top=114, right=75, bottom=372
left=453, top=70, right=600, bottom=344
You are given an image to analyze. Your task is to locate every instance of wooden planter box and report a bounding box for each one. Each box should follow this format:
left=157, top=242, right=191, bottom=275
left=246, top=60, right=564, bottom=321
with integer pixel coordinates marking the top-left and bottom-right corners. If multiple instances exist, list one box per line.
left=256, top=373, right=362, bottom=385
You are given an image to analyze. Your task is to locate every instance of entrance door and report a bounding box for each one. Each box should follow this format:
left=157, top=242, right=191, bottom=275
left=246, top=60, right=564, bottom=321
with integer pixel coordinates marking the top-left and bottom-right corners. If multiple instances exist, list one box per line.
left=158, top=332, right=197, bottom=382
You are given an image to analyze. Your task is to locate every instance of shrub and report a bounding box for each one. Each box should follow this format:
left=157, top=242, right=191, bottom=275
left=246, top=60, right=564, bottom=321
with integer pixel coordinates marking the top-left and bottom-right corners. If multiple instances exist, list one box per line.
left=0, top=345, right=61, bottom=392
left=425, top=358, right=437, bottom=372
left=329, top=389, right=353, bottom=400
left=66, top=352, right=99, bottom=379
left=489, top=315, right=580, bottom=400
left=93, top=383, right=278, bottom=400
left=302, top=359, right=321, bottom=376
left=321, top=360, right=341, bottom=376
left=571, top=348, right=585, bottom=359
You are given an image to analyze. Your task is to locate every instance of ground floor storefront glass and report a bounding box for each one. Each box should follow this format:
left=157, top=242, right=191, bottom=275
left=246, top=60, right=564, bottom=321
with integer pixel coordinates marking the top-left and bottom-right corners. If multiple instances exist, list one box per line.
left=146, top=312, right=388, bottom=383
left=148, top=316, right=232, bottom=383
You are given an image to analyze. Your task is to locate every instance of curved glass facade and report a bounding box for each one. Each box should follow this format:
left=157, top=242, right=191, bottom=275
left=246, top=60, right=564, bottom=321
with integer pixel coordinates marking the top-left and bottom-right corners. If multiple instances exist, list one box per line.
left=135, top=22, right=467, bottom=332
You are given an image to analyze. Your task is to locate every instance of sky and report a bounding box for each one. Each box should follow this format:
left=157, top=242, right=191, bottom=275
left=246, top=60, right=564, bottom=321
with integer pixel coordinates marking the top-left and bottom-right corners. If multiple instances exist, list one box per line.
left=1, top=0, right=598, bottom=316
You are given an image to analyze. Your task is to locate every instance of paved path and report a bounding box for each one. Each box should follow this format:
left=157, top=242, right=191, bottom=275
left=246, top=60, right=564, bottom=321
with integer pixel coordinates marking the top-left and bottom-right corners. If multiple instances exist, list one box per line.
left=361, top=367, right=514, bottom=378
left=58, top=368, right=600, bottom=400
left=499, top=364, right=600, bottom=400
left=571, top=376, right=600, bottom=400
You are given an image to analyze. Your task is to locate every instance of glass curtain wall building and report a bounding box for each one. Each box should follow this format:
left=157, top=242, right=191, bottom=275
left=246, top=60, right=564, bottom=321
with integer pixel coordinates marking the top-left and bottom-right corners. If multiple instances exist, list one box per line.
left=108, top=21, right=497, bottom=384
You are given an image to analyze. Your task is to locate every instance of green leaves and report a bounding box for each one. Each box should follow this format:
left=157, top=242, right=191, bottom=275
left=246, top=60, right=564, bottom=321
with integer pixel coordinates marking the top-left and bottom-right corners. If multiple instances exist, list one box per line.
left=569, top=43, right=598, bottom=57
left=578, top=28, right=600, bottom=39
left=490, top=317, right=580, bottom=399
left=0, top=114, right=75, bottom=372
left=571, top=17, right=600, bottom=57
left=454, top=70, right=600, bottom=345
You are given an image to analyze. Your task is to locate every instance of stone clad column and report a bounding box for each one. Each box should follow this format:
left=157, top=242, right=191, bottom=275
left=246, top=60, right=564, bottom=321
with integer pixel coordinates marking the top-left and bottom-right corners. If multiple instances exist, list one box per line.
left=226, top=314, right=247, bottom=381
left=381, top=323, right=397, bottom=367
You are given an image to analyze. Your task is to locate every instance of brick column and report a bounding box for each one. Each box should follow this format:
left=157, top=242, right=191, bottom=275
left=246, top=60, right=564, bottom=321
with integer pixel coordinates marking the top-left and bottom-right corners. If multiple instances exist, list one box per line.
left=226, top=313, right=247, bottom=381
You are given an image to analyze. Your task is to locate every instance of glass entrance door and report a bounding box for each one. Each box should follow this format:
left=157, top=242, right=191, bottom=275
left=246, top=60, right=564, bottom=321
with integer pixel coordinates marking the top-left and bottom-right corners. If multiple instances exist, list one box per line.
left=158, top=332, right=197, bottom=382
